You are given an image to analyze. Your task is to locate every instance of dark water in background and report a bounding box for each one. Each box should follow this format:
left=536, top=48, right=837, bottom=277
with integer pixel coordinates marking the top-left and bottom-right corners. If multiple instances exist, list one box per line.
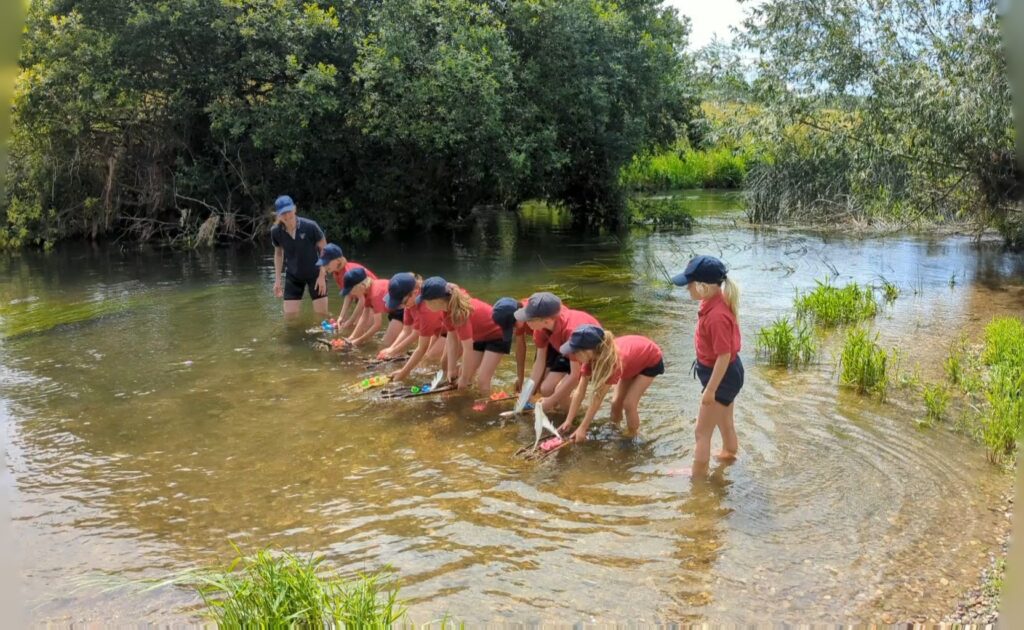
left=1, top=192, right=1021, bottom=624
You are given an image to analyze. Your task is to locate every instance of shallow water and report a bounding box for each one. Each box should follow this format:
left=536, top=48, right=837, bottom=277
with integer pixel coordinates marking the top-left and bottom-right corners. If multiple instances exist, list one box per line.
left=1, top=192, right=1020, bottom=625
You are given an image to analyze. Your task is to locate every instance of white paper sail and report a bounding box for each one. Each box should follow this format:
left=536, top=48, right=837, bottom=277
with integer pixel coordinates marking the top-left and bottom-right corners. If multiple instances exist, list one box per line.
left=533, top=402, right=561, bottom=448
left=430, top=370, right=445, bottom=391
left=514, top=378, right=536, bottom=413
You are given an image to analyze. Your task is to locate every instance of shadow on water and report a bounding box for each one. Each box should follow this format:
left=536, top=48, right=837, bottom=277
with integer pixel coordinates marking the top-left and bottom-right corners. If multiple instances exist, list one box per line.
left=0, top=191, right=1020, bottom=624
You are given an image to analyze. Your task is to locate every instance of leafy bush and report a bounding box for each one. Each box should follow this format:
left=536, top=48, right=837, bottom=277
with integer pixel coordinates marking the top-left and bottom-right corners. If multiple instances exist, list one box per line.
left=627, top=197, right=694, bottom=228
left=921, top=382, right=951, bottom=424
left=755, top=317, right=817, bottom=367
left=795, top=279, right=877, bottom=326
left=978, top=317, right=1024, bottom=460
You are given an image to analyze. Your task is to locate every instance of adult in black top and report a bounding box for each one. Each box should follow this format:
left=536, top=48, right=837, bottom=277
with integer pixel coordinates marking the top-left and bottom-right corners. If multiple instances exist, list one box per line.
left=270, top=195, right=328, bottom=317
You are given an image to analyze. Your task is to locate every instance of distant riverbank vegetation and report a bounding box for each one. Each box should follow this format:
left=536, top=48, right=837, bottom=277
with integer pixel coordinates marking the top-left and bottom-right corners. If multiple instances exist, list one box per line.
left=2, top=0, right=1020, bottom=248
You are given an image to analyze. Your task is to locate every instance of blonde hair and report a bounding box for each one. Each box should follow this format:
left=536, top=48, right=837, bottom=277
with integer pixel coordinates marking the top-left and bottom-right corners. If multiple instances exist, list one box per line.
left=696, top=277, right=740, bottom=321
left=446, top=284, right=473, bottom=326
left=587, top=330, right=620, bottom=404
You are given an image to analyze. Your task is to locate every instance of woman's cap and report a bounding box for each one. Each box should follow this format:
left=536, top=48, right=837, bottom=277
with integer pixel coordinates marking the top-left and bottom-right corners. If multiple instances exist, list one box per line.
left=491, top=297, right=519, bottom=343
left=316, top=243, right=343, bottom=267
left=560, top=324, right=605, bottom=356
left=385, top=272, right=416, bottom=310
left=514, top=292, right=561, bottom=321
left=341, top=267, right=367, bottom=296
left=671, top=255, right=727, bottom=286
left=416, top=276, right=450, bottom=304
left=275, top=195, right=296, bottom=216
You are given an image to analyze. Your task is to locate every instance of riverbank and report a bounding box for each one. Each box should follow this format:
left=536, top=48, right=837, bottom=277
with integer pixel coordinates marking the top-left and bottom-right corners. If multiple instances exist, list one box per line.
left=945, top=492, right=1013, bottom=626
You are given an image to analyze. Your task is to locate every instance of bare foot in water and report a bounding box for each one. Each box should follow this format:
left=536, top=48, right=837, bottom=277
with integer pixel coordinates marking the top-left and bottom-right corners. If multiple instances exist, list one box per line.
left=714, top=450, right=737, bottom=462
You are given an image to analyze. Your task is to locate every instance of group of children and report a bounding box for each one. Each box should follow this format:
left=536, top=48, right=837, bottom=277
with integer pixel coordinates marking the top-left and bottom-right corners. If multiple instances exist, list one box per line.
left=312, top=242, right=744, bottom=472
left=272, top=196, right=745, bottom=472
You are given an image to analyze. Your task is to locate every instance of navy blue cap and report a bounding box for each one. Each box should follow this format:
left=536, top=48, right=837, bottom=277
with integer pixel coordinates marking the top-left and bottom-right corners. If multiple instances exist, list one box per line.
left=316, top=243, right=344, bottom=267
left=385, top=272, right=416, bottom=310
left=671, top=255, right=728, bottom=286
left=514, top=292, right=561, bottom=321
left=341, top=267, right=367, bottom=296
left=416, top=276, right=450, bottom=304
left=560, top=324, right=605, bottom=356
left=275, top=195, right=296, bottom=216
left=492, top=297, right=519, bottom=343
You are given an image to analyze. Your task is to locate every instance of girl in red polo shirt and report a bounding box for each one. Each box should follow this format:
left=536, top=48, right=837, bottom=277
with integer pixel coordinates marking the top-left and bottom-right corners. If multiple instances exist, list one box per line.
left=383, top=273, right=448, bottom=379
left=514, top=292, right=601, bottom=413
left=558, top=326, right=664, bottom=443
left=672, top=255, right=742, bottom=476
left=342, top=267, right=403, bottom=348
left=419, top=276, right=509, bottom=395
left=314, top=243, right=379, bottom=333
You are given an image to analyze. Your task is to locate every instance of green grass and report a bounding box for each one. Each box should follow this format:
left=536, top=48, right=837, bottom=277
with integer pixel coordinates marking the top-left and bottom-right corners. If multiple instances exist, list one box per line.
left=621, top=145, right=749, bottom=191
left=194, top=547, right=405, bottom=627
left=880, top=278, right=899, bottom=302
left=755, top=317, right=817, bottom=367
left=921, top=382, right=951, bottom=425
left=626, top=196, right=694, bottom=228
left=795, top=279, right=878, bottom=326
left=838, top=327, right=890, bottom=399
left=977, top=316, right=1024, bottom=462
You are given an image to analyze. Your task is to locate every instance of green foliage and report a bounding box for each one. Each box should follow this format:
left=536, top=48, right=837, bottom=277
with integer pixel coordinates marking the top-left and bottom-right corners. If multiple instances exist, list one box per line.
left=621, top=144, right=748, bottom=191
left=195, top=548, right=404, bottom=627
left=838, top=327, right=890, bottom=399
left=880, top=279, right=899, bottom=302
left=978, top=317, right=1024, bottom=461
left=921, top=382, right=951, bottom=425
left=4, top=0, right=698, bottom=247
left=626, top=196, right=694, bottom=228
left=794, top=279, right=877, bottom=326
left=981, top=316, right=1024, bottom=369
left=735, top=0, right=1020, bottom=245
left=755, top=316, right=817, bottom=367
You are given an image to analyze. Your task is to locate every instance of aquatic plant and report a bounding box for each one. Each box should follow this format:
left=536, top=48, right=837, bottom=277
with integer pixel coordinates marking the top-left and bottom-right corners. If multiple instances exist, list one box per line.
left=620, top=145, right=749, bottom=191
left=195, top=547, right=404, bottom=627
left=627, top=196, right=695, bottom=228
left=978, top=317, right=1024, bottom=461
left=838, top=327, right=890, bottom=399
left=795, top=279, right=878, bottom=326
left=755, top=317, right=817, bottom=367
left=981, top=316, right=1024, bottom=370
left=880, top=278, right=899, bottom=302
left=921, top=382, right=951, bottom=425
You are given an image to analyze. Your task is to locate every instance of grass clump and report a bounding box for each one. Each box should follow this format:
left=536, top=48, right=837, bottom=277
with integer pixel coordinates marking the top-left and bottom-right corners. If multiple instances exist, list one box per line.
left=921, top=382, right=951, bottom=425
left=838, top=327, right=890, bottom=399
left=795, top=279, right=877, bottom=326
left=880, top=278, right=899, bottom=302
left=978, top=317, right=1024, bottom=461
left=195, top=547, right=405, bottom=627
left=621, top=145, right=749, bottom=191
left=755, top=317, right=817, bottom=367
left=627, top=197, right=694, bottom=228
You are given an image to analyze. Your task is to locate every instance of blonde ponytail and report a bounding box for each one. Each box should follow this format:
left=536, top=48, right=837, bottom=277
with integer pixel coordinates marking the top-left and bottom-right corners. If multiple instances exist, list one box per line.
left=447, top=285, right=473, bottom=326
left=587, top=331, right=620, bottom=404
left=722, top=276, right=740, bottom=320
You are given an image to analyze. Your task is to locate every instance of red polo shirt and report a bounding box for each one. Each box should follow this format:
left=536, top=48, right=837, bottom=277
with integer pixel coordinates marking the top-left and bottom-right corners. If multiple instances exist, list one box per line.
left=332, top=261, right=378, bottom=292
left=403, top=301, right=445, bottom=337
left=364, top=278, right=391, bottom=315
left=532, top=307, right=601, bottom=354
left=581, top=335, right=663, bottom=384
left=443, top=297, right=504, bottom=342
left=695, top=292, right=741, bottom=366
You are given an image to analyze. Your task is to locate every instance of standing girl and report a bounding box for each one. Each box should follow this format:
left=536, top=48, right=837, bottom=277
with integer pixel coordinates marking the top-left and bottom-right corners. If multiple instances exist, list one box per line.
left=557, top=325, right=664, bottom=443
left=419, top=277, right=509, bottom=395
left=672, top=255, right=742, bottom=475
left=341, top=267, right=404, bottom=347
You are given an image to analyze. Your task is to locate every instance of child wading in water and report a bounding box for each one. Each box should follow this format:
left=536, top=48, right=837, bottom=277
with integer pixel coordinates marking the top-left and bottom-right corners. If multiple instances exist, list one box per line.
left=558, top=325, right=664, bottom=443
left=673, top=255, right=742, bottom=476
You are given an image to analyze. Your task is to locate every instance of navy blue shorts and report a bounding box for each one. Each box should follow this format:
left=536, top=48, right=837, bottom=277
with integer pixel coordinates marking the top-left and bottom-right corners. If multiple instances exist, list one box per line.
left=694, top=356, right=744, bottom=405
left=545, top=346, right=571, bottom=373
left=283, top=273, right=327, bottom=301
left=640, top=358, right=665, bottom=378
left=388, top=308, right=404, bottom=323
left=473, top=338, right=512, bottom=354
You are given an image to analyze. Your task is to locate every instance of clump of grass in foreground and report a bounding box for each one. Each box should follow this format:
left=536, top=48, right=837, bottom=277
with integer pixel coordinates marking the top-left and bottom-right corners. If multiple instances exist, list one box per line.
left=838, top=327, right=890, bottom=399
left=795, top=279, right=877, bottom=326
left=195, top=547, right=405, bottom=627
left=978, top=317, right=1024, bottom=462
left=880, top=278, right=899, bottom=302
left=755, top=317, right=817, bottom=367
left=627, top=196, right=694, bottom=228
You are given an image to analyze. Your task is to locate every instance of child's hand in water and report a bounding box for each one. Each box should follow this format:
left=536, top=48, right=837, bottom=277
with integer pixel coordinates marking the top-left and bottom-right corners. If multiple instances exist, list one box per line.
left=570, top=427, right=587, bottom=443
left=557, top=419, right=574, bottom=435
left=377, top=349, right=391, bottom=360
